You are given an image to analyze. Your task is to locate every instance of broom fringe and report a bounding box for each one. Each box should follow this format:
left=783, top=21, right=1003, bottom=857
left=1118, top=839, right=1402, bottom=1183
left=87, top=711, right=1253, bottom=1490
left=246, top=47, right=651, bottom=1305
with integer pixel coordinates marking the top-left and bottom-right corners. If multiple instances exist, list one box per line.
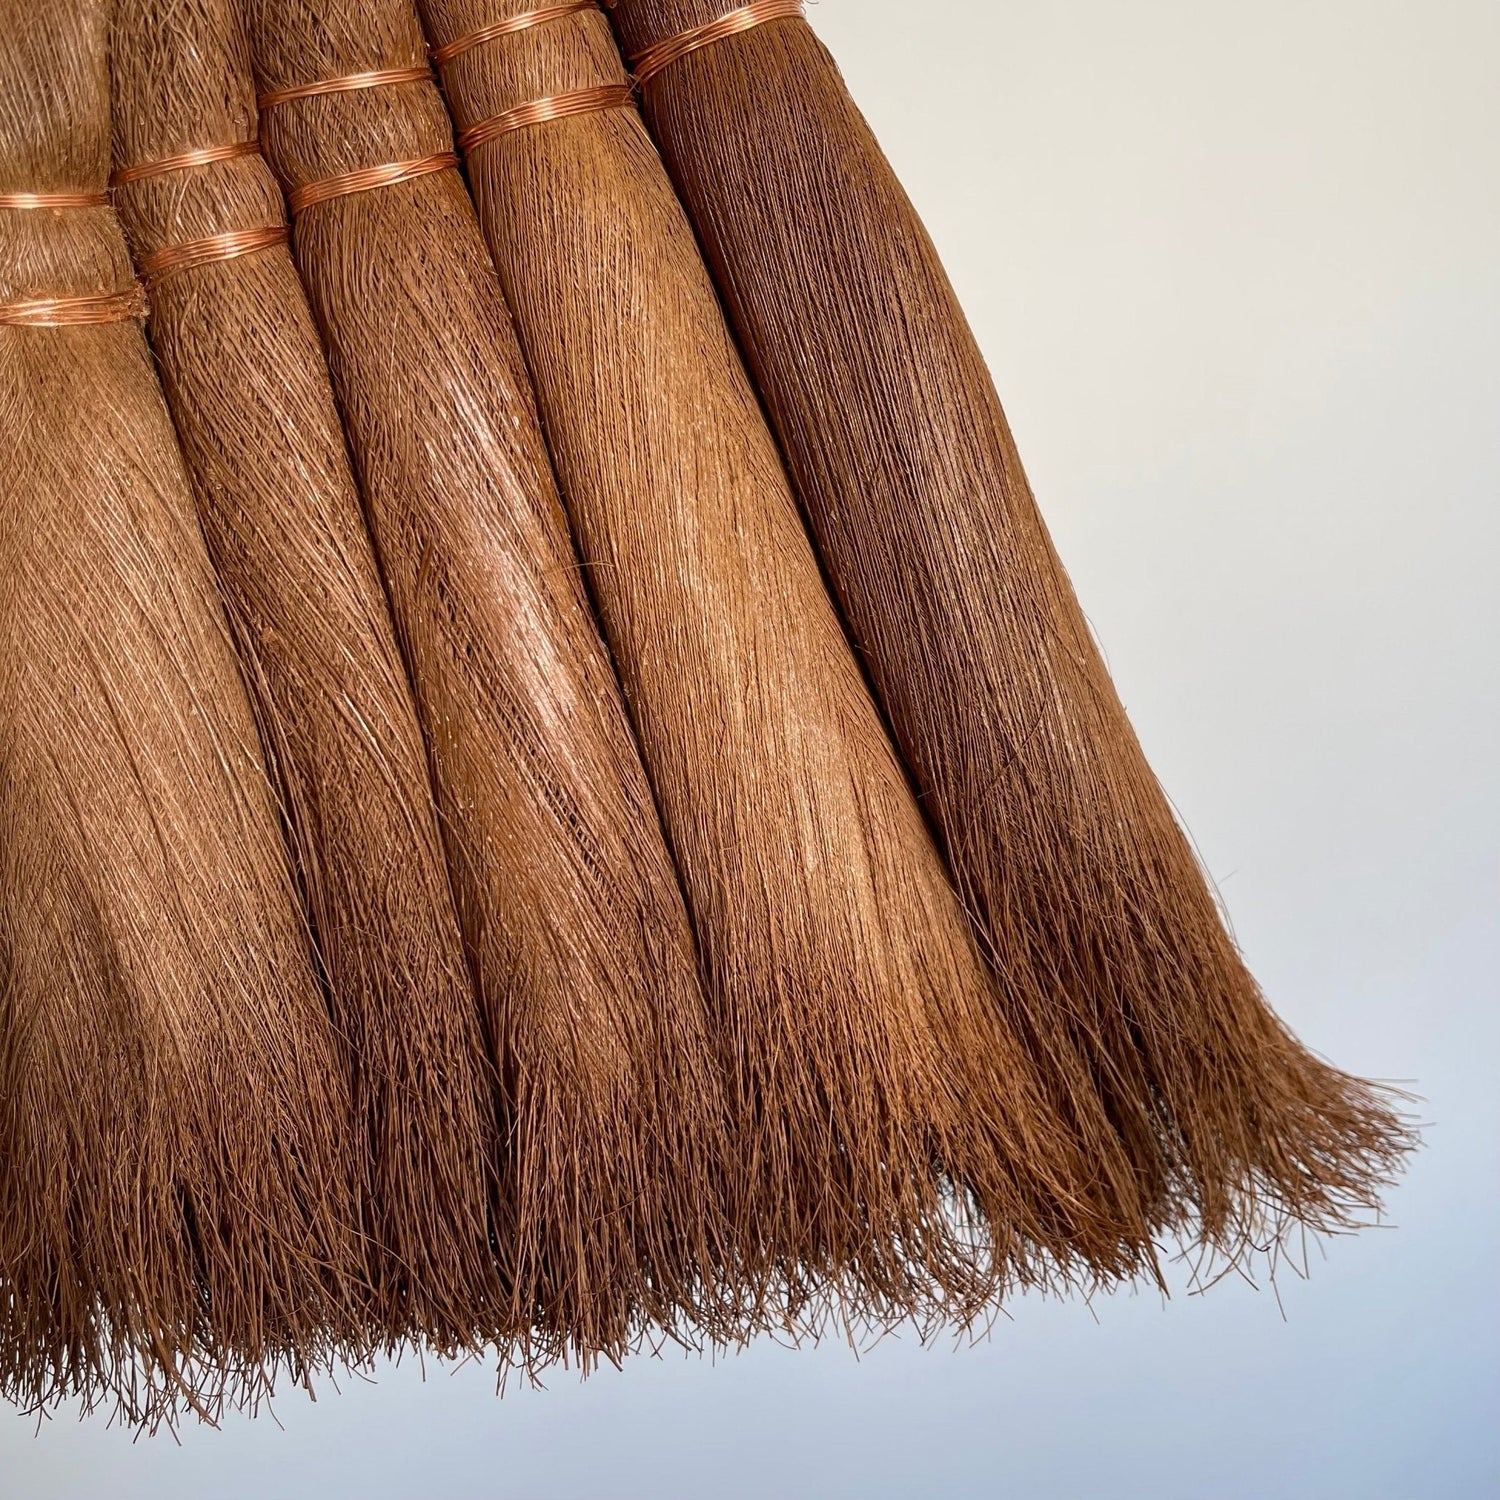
left=419, top=0, right=1159, bottom=1323
left=109, top=0, right=508, bottom=1355
left=247, top=0, right=739, bottom=1365
left=608, top=0, right=1416, bottom=1272
left=1, top=0, right=367, bottom=1424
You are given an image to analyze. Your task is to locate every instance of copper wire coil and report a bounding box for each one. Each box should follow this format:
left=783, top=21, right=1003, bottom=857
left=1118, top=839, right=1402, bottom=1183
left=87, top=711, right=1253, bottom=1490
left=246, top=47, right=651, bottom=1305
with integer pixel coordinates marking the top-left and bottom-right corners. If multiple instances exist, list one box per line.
left=456, top=84, right=635, bottom=154
left=110, top=140, right=261, bottom=187
left=0, top=285, right=148, bottom=327
left=0, top=189, right=108, bottom=209
left=630, top=0, right=805, bottom=85
left=257, top=66, right=433, bottom=110
left=287, top=153, right=458, bottom=214
left=431, top=2, right=596, bottom=67
left=138, top=226, right=290, bottom=284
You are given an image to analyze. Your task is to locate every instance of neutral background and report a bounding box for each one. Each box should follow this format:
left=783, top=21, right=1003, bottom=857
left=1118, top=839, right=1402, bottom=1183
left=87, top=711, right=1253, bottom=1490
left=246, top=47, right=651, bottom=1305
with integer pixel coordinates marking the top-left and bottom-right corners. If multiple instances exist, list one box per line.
left=5, top=0, right=1496, bottom=1495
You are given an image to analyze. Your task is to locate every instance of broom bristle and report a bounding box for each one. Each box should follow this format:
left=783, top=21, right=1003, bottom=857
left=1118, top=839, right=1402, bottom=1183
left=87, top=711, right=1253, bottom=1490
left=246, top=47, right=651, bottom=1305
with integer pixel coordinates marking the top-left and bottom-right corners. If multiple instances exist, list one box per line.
left=420, top=0, right=1155, bottom=1319
left=609, top=0, right=1416, bottom=1259
left=108, top=0, right=507, bottom=1354
left=0, top=0, right=362, bottom=1424
left=246, top=0, right=736, bottom=1363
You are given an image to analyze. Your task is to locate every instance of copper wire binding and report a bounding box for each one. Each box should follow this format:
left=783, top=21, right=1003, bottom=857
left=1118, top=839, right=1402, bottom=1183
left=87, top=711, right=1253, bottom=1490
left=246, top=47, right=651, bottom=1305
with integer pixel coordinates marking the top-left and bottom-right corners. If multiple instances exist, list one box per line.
left=0, top=285, right=148, bottom=327
left=257, top=65, right=432, bottom=110
left=287, top=153, right=458, bottom=214
left=456, top=84, right=635, bottom=154
left=431, top=2, right=596, bottom=67
left=629, top=0, right=805, bottom=85
left=110, top=140, right=261, bottom=187
left=138, top=226, right=290, bottom=284
left=0, top=189, right=108, bottom=209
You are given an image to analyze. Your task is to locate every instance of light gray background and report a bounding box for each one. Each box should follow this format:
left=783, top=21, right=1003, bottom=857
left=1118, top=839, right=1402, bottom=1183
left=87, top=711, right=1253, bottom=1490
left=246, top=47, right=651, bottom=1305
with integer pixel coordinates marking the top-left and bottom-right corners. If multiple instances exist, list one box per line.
left=4, top=0, right=1496, bottom=1494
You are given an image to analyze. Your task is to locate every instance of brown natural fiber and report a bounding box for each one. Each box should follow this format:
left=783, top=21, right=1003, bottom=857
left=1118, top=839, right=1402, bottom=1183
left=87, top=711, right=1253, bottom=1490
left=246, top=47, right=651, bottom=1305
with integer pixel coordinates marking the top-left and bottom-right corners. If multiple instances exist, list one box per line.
left=423, top=0, right=1152, bottom=1318
left=0, top=0, right=362, bottom=1424
left=611, top=0, right=1414, bottom=1258
left=109, top=0, right=508, bottom=1353
left=248, top=0, right=734, bottom=1362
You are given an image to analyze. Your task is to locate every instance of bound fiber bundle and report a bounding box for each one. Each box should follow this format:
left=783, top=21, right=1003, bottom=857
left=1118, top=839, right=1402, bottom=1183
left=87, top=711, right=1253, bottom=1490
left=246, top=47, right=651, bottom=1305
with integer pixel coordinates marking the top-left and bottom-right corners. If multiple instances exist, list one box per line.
left=247, top=0, right=732, bottom=1362
left=609, top=0, right=1413, bottom=1253
left=0, top=0, right=360, bottom=1422
left=419, top=0, right=1150, bottom=1316
left=108, top=0, right=504, bottom=1353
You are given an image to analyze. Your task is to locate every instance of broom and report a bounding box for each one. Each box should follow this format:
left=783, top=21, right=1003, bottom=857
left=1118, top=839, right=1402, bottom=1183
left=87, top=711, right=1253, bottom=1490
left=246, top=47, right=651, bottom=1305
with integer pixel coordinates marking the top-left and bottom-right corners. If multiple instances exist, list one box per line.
left=608, top=0, right=1414, bottom=1255
left=417, top=0, right=1152, bottom=1317
left=108, top=0, right=505, bottom=1355
left=0, top=0, right=361, bottom=1423
left=245, top=0, right=734, bottom=1364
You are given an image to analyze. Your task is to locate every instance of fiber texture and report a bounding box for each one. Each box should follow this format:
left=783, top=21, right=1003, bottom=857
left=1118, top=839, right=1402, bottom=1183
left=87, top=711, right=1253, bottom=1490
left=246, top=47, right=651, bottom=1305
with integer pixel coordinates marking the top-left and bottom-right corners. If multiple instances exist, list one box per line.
left=108, top=0, right=505, bottom=1355
left=421, top=0, right=1152, bottom=1319
left=247, top=0, right=733, bottom=1364
left=610, top=0, right=1414, bottom=1257
left=0, top=0, right=361, bottom=1424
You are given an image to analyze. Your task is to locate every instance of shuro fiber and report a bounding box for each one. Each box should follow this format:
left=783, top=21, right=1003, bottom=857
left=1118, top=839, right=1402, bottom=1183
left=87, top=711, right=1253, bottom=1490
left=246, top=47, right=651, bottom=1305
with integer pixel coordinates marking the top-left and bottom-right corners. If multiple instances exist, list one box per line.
left=247, top=0, right=735, bottom=1366
left=420, top=0, right=1154, bottom=1319
left=0, top=0, right=361, bottom=1426
left=108, top=0, right=504, bottom=1356
left=608, top=0, right=1414, bottom=1258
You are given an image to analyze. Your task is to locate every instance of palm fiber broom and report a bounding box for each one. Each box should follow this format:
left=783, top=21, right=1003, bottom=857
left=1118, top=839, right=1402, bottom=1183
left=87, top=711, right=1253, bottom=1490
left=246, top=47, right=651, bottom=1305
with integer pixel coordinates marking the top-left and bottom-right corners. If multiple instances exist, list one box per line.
left=417, top=0, right=1152, bottom=1316
left=0, top=0, right=362, bottom=1423
left=108, top=0, right=505, bottom=1355
left=609, top=0, right=1413, bottom=1253
left=245, top=0, right=733, bottom=1364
